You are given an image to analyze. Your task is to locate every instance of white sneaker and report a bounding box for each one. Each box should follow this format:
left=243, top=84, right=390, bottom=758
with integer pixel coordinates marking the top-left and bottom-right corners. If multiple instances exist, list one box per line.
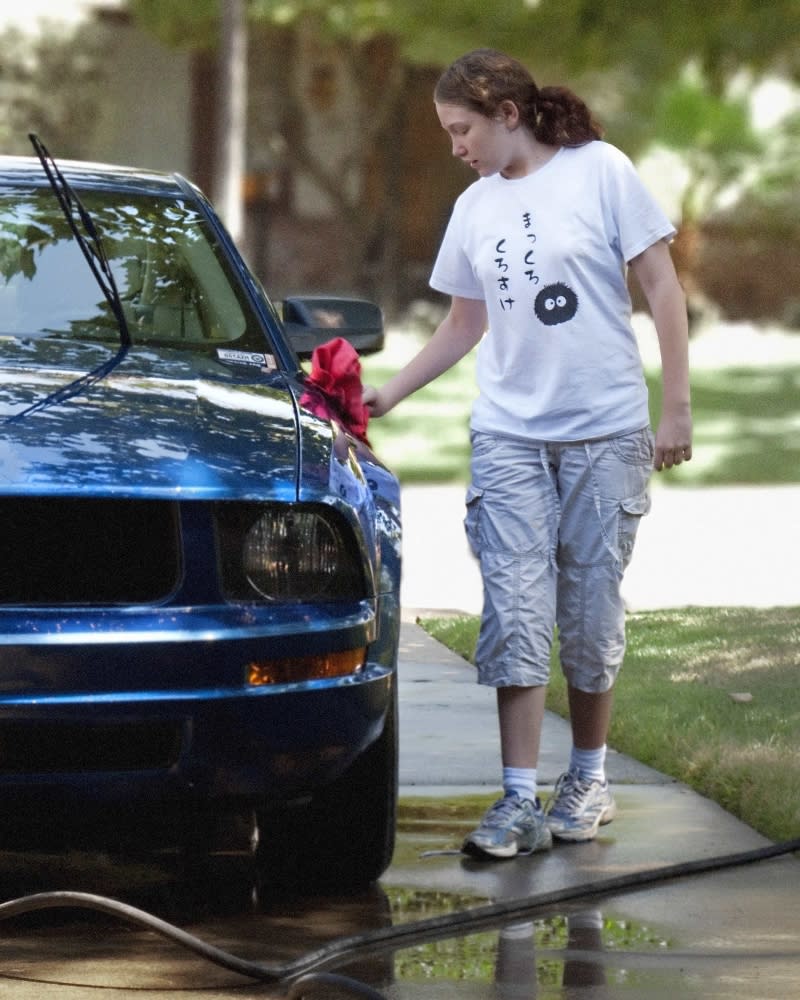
left=544, top=768, right=617, bottom=842
left=462, top=793, right=553, bottom=859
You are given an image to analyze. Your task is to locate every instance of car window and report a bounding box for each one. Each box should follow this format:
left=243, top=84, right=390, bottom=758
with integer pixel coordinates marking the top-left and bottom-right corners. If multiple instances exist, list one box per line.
left=0, top=189, right=268, bottom=352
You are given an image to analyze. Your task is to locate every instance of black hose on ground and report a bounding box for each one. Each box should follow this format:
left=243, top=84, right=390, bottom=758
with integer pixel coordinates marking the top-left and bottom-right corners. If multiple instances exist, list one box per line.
left=0, top=837, right=797, bottom=998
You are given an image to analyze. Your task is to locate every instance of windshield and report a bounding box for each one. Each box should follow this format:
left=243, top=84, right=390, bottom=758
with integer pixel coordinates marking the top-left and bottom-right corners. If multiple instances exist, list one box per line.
left=0, top=188, right=269, bottom=353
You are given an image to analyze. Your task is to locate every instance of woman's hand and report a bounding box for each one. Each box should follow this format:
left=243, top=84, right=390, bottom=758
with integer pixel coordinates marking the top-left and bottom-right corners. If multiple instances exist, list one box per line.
left=654, top=408, right=693, bottom=470
left=362, top=384, right=390, bottom=419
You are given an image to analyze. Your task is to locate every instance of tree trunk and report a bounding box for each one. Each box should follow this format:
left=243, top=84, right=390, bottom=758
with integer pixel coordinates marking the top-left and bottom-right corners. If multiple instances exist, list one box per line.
left=213, top=0, right=247, bottom=244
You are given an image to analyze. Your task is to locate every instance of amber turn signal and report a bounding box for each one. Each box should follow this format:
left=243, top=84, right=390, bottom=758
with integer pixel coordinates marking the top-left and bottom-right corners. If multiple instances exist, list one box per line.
left=247, top=647, right=366, bottom=686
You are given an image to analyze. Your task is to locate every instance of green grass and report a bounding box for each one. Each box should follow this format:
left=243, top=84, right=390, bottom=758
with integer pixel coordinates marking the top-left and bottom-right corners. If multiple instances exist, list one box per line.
left=649, top=366, right=800, bottom=485
left=361, top=332, right=800, bottom=485
left=418, top=608, right=800, bottom=844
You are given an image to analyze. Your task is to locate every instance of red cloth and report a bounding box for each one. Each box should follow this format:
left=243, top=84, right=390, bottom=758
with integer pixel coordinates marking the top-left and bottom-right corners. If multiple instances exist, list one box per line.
left=302, top=337, right=370, bottom=441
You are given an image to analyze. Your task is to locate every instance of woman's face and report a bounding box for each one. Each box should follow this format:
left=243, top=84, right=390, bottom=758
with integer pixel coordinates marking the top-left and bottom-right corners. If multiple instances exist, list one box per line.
left=435, top=101, right=519, bottom=178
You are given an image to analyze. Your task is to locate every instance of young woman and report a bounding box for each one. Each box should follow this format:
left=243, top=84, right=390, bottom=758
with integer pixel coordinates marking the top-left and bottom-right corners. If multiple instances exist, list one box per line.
left=364, top=49, right=692, bottom=859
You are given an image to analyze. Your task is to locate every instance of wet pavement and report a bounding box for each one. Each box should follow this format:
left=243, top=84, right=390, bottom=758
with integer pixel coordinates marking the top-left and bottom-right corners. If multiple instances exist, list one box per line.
left=0, top=485, right=797, bottom=996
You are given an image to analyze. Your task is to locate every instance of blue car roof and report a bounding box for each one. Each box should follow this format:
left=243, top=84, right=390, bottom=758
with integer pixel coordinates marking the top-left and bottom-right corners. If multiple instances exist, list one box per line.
left=0, top=154, right=190, bottom=197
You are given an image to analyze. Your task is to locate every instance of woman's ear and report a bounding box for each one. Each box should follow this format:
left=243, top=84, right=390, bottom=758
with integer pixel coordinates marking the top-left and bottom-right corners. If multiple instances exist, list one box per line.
left=497, top=99, right=521, bottom=128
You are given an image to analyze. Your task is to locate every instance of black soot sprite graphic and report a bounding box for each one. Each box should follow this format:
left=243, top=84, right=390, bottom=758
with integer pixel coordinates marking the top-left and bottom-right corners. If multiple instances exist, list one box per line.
left=534, top=282, right=579, bottom=326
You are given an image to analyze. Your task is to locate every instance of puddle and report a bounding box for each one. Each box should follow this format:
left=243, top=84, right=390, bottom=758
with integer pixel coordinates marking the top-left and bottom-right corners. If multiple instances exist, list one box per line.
left=371, top=798, right=696, bottom=996
left=375, top=887, right=683, bottom=996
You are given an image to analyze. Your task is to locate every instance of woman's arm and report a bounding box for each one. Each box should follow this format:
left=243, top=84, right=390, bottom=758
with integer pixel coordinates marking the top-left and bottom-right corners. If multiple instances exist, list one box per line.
left=630, top=240, right=693, bottom=471
left=363, top=296, right=487, bottom=417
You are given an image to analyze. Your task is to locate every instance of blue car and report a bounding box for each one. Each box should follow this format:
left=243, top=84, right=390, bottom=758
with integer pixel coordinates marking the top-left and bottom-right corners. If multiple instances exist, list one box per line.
left=0, top=141, right=401, bottom=891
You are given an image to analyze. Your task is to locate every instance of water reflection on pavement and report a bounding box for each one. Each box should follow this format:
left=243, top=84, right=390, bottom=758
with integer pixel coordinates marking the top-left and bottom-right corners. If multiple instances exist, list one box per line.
left=0, top=816, right=697, bottom=999
left=0, top=849, right=682, bottom=1000
left=0, top=798, right=797, bottom=998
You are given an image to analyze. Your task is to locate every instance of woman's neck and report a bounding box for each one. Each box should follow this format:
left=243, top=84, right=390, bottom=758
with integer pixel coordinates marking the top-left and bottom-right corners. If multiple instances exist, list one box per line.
left=501, top=137, right=559, bottom=179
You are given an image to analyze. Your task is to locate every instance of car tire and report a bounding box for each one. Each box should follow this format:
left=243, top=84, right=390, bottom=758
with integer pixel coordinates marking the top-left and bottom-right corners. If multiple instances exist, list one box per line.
left=254, top=676, right=398, bottom=895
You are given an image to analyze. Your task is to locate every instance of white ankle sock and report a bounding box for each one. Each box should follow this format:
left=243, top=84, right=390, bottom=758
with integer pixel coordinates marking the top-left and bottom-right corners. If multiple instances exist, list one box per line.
left=502, top=766, right=537, bottom=802
left=569, top=746, right=607, bottom=784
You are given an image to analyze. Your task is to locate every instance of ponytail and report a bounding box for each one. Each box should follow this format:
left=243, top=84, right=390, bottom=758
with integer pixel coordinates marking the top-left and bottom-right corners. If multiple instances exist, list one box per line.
left=534, top=86, right=603, bottom=146
left=435, top=49, right=603, bottom=148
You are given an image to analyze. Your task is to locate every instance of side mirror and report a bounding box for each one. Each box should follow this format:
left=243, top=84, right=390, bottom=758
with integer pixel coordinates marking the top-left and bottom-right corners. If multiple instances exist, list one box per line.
left=282, top=296, right=384, bottom=359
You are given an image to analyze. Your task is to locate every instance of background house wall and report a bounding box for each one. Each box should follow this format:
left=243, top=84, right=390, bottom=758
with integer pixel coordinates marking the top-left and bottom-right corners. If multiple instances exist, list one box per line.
left=85, top=13, right=193, bottom=175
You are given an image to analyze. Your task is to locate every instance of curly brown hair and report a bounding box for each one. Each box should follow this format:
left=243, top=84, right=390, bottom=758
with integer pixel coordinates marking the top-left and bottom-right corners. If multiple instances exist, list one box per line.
left=434, top=48, right=603, bottom=148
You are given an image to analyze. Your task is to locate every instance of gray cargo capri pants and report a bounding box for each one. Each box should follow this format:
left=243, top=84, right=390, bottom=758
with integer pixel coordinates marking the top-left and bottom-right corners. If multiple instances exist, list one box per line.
left=464, top=428, right=654, bottom=693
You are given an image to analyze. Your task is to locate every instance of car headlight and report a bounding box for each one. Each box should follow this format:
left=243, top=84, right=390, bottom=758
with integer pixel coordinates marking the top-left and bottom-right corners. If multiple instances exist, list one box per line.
left=217, top=503, right=368, bottom=603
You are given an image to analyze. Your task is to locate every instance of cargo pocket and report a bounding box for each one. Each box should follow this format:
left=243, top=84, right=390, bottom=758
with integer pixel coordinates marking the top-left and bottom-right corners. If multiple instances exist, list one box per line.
left=617, top=490, right=651, bottom=568
left=610, top=428, right=656, bottom=466
left=464, top=485, right=484, bottom=558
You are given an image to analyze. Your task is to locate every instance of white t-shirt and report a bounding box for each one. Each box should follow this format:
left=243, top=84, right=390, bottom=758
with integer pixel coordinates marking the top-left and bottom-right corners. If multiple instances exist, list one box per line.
left=429, top=140, right=676, bottom=441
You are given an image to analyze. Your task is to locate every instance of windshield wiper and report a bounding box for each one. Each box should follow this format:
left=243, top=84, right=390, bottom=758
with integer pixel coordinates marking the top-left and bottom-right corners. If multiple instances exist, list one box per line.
left=29, top=133, right=131, bottom=348
left=4, top=136, right=133, bottom=424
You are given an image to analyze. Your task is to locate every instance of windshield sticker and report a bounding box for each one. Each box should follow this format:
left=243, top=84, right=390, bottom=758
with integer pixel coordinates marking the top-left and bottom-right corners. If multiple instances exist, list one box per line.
left=216, top=349, right=277, bottom=370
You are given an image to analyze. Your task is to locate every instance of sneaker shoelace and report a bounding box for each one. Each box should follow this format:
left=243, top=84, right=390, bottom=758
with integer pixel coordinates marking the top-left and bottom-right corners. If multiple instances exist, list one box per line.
left=485, top=795, right=528, bottom=827
left=552, top=772, right=595, bottom=814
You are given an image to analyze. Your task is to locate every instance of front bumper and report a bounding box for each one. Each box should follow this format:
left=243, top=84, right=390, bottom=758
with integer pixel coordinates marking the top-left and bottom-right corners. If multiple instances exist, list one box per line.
left=0, top=596, right=398, bottom=813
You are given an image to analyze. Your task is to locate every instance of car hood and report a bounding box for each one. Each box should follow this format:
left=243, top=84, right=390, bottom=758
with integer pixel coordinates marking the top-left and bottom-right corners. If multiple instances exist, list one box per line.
left=0, top=341, right=300, bottom=498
